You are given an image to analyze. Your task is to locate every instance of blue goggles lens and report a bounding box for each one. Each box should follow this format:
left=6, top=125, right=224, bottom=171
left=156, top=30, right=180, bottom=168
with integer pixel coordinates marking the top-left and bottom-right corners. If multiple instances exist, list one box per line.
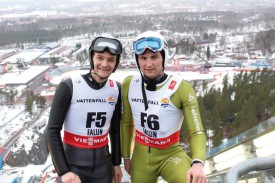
left=133, top=37, right=164, bottom=55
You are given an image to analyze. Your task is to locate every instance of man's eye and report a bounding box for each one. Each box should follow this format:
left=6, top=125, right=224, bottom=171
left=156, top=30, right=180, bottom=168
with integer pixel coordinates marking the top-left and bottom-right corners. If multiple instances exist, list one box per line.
left=140, top=57, right=146, bottom=60
left=152, top=55, right=160, bottom=59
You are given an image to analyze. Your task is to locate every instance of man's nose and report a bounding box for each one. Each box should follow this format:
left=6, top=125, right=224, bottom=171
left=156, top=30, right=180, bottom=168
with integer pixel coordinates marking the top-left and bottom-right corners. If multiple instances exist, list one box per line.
left=146, top=59, right=153, bottom=66
left=101, top=60, right=109, bottom=66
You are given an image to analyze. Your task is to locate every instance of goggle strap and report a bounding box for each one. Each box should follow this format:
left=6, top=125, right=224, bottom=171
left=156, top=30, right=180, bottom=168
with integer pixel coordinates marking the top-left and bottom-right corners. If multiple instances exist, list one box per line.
left=141, top=73, right=148, bottom=111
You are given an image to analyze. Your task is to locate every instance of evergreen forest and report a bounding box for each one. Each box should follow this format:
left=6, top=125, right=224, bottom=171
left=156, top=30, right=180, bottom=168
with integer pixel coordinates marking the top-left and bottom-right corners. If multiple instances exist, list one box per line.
left=181, top=69, right=275, bottom=149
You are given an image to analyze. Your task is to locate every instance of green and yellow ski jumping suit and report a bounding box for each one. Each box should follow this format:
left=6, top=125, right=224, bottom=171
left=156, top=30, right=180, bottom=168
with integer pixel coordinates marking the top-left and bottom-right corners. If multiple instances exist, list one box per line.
left=121, top=75, right=206, bottom=183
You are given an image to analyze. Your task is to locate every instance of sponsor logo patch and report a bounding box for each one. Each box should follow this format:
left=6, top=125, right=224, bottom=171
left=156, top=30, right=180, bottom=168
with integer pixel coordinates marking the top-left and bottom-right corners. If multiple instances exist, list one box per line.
left=160, top=98, right=169, bottom=108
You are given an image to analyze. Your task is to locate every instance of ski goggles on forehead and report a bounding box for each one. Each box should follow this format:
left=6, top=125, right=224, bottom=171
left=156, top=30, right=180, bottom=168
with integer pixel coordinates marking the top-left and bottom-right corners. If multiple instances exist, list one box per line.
left=133, top=37, right=164, bottom=55
left=91, top=37, right=122, bottom=55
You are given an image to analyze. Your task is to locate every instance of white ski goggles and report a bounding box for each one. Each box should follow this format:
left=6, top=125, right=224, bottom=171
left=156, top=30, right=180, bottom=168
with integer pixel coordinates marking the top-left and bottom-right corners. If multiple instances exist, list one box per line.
left=90, top=37, right=122, bottom=55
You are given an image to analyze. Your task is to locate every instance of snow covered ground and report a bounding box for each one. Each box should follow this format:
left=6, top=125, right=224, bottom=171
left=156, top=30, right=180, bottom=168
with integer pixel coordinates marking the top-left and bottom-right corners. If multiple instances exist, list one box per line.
left=0, top=104, right=51, bottom=182
left=0, top=105, right=27, bottom=146
left=0, top=157, right=52, bottom=183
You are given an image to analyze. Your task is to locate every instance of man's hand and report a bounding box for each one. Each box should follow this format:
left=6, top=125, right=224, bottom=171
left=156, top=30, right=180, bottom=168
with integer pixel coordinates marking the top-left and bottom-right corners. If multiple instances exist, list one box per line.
left=123, top=158, right=131, bottom=175
left=186, top=163, right=207, bottom=183
left=113, top=165, right=123, bottom=183
left=61, top=172, right=81, bottom=183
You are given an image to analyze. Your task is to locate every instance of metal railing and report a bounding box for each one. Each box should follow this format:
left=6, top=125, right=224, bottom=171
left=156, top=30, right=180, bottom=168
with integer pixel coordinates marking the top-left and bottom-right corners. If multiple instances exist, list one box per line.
left=225, top=156, right=275, bottom=183
left=207, top=116, right=275, bottom=157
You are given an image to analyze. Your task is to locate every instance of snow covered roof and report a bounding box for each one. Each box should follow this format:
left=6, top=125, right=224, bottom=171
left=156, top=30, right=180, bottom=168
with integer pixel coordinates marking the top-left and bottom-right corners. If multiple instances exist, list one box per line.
left=41, top=42, right=61, bottom=50
left=39, top=46, right=74, bottom=59
left=2, top=50, right=45, bottom=64
left=0, top=65, right=50, bottom=86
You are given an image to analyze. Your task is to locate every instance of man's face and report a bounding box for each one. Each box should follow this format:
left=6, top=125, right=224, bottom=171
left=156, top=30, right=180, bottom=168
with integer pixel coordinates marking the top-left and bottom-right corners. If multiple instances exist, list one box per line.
left=92, top=51, right=117, bottom=82
left=137, top=50, right=163, bottom=79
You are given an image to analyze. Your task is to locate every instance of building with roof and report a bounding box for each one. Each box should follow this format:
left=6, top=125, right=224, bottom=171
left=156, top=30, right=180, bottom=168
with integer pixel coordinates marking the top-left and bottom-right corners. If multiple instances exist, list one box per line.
left=1, top=50, right=46, bottom=66
left=39, top=42, right=61, bottom=50
left=0, top=65, right=50, bottom=87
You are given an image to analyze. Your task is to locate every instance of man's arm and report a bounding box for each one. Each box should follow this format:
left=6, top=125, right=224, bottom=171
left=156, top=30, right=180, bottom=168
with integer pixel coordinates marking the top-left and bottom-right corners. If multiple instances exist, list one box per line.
left=109, top=82, right=122, bottom=166
left=178, top=80, right=206, bottom=163
left=120, top=76, right=135, bottom=158
left=177, top=80, right=207, bottom=182
left=46, top=80, right=72, bottom=176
